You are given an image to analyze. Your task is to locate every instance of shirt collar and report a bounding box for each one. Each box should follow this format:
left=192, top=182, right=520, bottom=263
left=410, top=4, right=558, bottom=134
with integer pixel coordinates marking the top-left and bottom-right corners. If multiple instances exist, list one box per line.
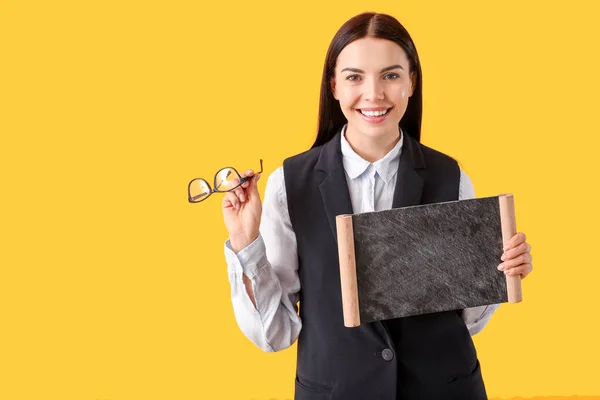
left=340, top=124, right=404, bottom=184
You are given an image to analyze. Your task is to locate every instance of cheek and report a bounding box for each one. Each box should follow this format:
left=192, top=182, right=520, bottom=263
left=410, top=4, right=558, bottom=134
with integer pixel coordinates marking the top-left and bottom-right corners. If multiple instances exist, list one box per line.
left=338, top=87, right=361, bottom=108
left=397, top=87, right=410, bottom=100
left=391, top=87, right=411, bottom=107
left=391, top=88, right=411, bottom=117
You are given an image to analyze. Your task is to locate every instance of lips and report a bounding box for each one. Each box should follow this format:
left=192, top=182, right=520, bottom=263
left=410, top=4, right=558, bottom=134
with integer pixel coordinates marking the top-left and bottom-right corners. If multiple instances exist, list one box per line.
left=357, top=107, right=391, bottom=111
left=358, top=107, right=391, bottom=116
left=355, top=107, right=393, bottom=124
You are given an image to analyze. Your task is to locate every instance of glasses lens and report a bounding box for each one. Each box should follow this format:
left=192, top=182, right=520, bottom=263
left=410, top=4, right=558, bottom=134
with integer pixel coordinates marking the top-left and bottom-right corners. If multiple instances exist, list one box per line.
left=189, top=179, right=211, bottom=202
left=215, top=168, right=241, bottom=191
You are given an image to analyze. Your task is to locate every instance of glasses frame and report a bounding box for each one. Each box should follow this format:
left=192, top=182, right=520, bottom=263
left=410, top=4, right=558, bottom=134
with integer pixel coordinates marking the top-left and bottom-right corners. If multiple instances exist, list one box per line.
left=187, top=159, right=263, bottom=203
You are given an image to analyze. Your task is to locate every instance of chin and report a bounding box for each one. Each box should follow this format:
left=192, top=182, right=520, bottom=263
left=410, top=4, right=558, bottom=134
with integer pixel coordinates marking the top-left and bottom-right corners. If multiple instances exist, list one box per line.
left=358, top=119, right=398, bottom=130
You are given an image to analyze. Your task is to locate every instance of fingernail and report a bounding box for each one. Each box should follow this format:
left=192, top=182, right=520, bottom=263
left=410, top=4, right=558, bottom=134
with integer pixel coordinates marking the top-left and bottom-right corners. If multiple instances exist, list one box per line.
left=500, top=253, right=506, bottom=261
left=256, top=174, right=261, bottom=182
left=497, top=264, right=504, bottom=271
left=503, top=245, right=509, bottom=251
left=504, top=270, right=510, bottom=275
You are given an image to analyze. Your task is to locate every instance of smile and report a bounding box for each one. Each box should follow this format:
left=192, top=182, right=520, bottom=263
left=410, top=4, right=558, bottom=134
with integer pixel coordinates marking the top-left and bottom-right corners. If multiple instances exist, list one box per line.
left=358, top=108, right=391, bottom=117
left=355, top=107, right=393, bottom=124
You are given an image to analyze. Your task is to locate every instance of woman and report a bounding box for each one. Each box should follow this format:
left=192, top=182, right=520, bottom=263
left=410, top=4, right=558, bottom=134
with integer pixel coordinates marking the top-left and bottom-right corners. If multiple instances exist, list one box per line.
left=221, top=12, right=533, bottom=400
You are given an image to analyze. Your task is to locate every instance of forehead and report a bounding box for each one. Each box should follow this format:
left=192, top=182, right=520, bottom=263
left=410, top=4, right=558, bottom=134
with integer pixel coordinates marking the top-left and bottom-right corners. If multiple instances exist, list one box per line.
left=336, top=37, right=409, bottom=71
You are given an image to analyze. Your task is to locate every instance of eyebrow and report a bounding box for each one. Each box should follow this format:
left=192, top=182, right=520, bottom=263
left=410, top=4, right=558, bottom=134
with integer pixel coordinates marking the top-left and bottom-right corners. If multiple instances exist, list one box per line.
left=340, top=65, right=404, bottom=73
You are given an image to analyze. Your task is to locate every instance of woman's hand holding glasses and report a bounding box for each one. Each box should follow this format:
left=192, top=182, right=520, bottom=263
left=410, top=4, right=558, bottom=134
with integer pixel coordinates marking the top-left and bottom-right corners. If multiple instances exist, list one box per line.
left=222, top=168, right=262, bottom=253
left=187, top=159, right=263, bottom=253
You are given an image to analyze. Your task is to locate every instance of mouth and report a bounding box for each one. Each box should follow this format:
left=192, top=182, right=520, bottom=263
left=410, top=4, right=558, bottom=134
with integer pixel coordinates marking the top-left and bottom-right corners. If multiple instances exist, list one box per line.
left=355, top=107, right=393, bottom=123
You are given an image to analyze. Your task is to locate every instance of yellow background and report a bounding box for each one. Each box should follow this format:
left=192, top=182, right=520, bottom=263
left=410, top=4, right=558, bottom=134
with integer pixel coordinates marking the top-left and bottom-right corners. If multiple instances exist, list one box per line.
left=1, top=0, right=599, bottom=399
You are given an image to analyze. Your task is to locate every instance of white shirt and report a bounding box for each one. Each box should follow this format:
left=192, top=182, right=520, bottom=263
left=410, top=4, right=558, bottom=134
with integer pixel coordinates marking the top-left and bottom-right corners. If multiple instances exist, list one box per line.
left=224, top=125, right=500, bottom=352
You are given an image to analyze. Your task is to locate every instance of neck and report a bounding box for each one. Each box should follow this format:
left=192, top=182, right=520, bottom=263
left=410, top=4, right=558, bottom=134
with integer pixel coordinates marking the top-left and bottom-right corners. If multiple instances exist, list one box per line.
left=344, top=125, right=401, bottom=163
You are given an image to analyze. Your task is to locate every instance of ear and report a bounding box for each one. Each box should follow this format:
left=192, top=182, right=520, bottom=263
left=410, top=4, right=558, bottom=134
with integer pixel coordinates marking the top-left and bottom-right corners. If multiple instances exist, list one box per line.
left=330, top=78, right=338, bottom=100
left=408, top=72, right=417, bottom=98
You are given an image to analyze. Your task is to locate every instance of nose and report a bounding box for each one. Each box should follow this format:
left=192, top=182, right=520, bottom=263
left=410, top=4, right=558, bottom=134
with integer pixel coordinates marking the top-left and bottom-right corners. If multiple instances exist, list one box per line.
left=364, top=78, right=384, bottom=101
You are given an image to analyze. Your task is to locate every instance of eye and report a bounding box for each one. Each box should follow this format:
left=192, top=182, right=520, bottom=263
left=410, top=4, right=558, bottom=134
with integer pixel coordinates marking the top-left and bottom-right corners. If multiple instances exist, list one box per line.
left=384, top=73, right=400, bottom=80
left=345, top=74, right=361, bottom=82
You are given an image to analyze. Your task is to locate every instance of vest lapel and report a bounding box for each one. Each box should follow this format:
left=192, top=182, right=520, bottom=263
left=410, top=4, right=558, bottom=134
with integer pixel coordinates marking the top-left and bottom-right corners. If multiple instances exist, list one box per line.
left=392, top=133, right=426, bottom=208
left=315, top=131, right=354, bottom=243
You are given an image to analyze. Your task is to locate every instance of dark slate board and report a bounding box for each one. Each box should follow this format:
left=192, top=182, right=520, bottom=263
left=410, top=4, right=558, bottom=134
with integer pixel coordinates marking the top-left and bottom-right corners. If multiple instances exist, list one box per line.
left=351, top=195, right=507, bottom=324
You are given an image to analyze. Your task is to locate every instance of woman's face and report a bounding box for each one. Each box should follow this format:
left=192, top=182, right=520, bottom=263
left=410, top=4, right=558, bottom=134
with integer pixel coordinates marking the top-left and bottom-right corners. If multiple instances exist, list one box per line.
left=331, top=37, right=415, bottom=140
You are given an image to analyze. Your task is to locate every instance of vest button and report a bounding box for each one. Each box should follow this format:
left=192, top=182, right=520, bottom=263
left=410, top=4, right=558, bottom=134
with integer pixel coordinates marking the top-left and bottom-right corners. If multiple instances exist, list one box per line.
left=381, top=348, right=394, bottom=361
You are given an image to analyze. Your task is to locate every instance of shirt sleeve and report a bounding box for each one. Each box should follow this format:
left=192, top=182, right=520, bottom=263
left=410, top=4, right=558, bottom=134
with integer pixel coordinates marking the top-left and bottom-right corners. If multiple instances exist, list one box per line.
left=458, top=169, right=501, bottom=335
left=223, top=166, right=302, bottom=351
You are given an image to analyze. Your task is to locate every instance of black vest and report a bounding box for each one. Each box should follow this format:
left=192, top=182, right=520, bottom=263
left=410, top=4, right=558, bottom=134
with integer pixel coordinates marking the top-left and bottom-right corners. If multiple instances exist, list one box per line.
left=283, top=131, right=488, bottom=400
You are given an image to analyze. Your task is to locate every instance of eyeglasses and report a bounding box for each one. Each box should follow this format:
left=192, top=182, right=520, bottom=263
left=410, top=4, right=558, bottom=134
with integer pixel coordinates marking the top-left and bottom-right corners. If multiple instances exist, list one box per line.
left=188, top=159, right=263, bottom=203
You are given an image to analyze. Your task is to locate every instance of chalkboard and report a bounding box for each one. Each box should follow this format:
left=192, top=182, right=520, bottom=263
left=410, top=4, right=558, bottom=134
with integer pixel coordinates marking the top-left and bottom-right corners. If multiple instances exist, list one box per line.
left=336, top=194, right=522, bottom=327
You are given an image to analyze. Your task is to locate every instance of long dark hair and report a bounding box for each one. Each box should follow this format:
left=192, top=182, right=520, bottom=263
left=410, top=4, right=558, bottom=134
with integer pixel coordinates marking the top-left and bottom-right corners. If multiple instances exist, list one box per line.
left=311, top=12, right=423, bottom=148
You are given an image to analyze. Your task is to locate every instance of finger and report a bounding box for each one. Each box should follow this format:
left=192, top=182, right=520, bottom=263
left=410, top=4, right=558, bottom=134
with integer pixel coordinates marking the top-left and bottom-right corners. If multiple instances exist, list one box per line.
left=504, top=232, right=526, bottom=251
left=247, top=172, right=261, bottom=197
left=501, top=242, right=531, bottom=261
left=503, top=263, right=533, bottom=279
left=250, top=172, right=261, bottom=187
left=233, top=186, right=246, bottom=203
left=241, top=169, right=254, bottom=189
left=223, top=191, right=240, bottom=210
left=498, top=253, right=533, bottom=271
left=223, top=192, right=237, bottom=210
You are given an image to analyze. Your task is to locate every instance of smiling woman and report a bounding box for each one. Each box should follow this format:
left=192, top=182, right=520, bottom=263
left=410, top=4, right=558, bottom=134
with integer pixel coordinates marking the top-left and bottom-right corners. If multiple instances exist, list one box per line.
left=330, top=38, right=416, bottom=162
left=218, top=11, right=533, bottom=400
left=313, top=13, right=422, bottom=152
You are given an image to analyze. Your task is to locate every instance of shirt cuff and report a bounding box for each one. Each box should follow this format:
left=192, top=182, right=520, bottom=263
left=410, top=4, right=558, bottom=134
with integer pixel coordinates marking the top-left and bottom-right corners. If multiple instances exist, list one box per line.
left=464, top=303, right=501, bottom=335
left=224, top=234, right=267, bottom=280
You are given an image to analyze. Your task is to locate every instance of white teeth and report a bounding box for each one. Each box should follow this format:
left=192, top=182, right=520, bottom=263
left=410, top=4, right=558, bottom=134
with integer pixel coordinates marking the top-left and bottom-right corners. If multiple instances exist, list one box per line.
left=360, top=109, right=389, bottom=117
